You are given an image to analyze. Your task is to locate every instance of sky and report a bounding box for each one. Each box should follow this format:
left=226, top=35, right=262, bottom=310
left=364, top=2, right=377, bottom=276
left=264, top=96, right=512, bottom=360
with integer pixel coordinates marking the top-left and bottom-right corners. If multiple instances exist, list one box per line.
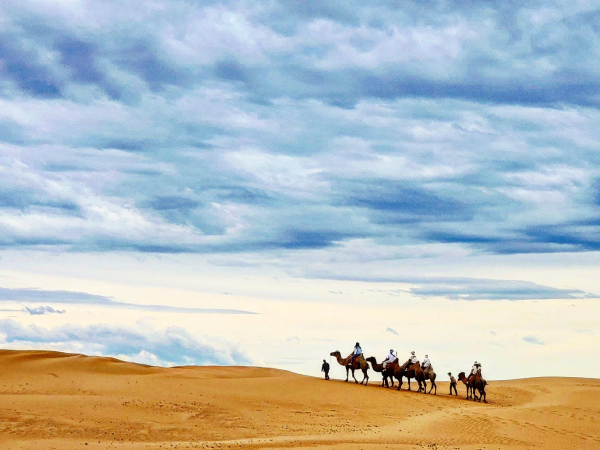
left=0, top=0, right=599, bottom=380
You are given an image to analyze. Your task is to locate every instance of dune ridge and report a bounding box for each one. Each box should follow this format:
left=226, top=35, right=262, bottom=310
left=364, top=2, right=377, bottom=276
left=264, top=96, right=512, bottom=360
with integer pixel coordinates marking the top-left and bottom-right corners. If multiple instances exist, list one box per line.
left=0, top=349, right=598, bottom=449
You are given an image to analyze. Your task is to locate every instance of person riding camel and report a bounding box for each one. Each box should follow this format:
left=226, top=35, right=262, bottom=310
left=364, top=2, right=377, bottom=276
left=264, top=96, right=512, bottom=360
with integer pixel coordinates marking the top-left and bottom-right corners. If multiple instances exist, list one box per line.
left=471, top=361, right=481, bottom=376
left=421, top=354, right=431, bottom=370
left=382, top=349, right=396, bottom=370
left=349, top=342, right=362, bottom=366
left=409, top=351, right=418, bottom=366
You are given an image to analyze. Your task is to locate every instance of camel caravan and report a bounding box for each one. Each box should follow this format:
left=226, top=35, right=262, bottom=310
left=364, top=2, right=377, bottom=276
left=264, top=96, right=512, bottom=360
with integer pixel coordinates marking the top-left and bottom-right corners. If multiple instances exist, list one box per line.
left=327, top=343, right=488, bottom=403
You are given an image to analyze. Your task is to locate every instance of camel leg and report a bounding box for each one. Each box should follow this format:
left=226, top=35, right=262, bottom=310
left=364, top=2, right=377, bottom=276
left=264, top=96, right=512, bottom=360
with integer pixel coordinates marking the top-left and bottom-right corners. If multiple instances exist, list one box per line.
left=351, top=368, right=358, bottom=384
left=345, top=366, right=349, bottom=382
left=428, top=380, right=436, bottom=395
left=483, top=389, right=487, bottom=403
left=362, top=369, right=368, bottom=385
left=397, top=376, right=402, bottom=391
left=407, top=378, right=411, bottom=391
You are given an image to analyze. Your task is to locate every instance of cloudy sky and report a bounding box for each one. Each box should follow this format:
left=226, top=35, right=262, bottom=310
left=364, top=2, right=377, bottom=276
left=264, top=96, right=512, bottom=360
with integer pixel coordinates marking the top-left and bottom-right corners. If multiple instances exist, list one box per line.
left=1, top=0, right=599, bottom=379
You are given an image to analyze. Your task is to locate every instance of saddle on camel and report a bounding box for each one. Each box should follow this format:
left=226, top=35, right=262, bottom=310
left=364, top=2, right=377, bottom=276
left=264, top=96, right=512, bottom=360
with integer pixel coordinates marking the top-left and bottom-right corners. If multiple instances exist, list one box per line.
left=398, top=359, right=426, bottom=393
left=469, top=367, right=487, bottom=403
left=457, top=365, right=488, bottom=402
left=420, top=354, right=437, bottom=395
left=365, top=356, right=395, bottom=388
left=330, top=351, right=370, bottom=385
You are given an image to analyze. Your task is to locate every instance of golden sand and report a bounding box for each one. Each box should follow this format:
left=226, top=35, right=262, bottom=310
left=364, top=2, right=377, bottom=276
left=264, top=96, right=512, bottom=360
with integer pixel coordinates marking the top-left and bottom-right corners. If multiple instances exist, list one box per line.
left=0, top=349, right=598, bottom=449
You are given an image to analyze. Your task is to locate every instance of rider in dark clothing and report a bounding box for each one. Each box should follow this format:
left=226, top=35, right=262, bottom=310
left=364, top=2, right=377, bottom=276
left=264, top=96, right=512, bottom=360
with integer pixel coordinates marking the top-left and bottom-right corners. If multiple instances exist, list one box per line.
left=321, top=359, right=330, bottom=380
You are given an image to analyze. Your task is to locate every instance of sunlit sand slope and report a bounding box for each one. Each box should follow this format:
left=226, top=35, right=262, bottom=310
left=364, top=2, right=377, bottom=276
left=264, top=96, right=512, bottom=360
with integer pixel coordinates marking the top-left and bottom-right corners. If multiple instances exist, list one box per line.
left=1, top=349, right=598, bottom=449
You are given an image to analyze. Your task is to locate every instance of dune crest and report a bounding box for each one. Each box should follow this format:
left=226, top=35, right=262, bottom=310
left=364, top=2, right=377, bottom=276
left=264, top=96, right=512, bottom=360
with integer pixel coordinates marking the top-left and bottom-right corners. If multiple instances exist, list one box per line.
left=0, top=349, right=598, bottom=449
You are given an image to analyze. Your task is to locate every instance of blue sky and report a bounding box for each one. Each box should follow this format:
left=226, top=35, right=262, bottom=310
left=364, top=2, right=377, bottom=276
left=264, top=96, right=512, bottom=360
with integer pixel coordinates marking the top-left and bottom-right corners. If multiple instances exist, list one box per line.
left=0, top=0, right=599, bottom=377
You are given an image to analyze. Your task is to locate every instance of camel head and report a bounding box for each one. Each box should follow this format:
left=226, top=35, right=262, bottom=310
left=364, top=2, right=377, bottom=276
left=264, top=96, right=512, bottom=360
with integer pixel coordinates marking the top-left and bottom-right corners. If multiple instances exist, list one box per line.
left=365, top=356, right=376, bottom=364
left=457, top=371, right=466, bottom=379
left=330, top=351, right=341, bottom=357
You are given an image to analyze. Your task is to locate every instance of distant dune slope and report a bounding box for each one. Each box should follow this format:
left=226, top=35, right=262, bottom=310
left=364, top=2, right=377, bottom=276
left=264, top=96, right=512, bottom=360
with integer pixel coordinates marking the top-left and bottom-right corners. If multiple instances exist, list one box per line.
left=0, top=349, right=599, bottom=449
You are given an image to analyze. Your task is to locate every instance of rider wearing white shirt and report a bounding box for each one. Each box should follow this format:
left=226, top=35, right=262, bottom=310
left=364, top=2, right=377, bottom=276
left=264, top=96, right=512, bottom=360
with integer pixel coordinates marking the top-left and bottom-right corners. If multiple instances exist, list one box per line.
left=382, top=349, right=396, bottom=369
left=409, top=351, right=418, bottom=366
left=421, top=354, right=431, bottom=370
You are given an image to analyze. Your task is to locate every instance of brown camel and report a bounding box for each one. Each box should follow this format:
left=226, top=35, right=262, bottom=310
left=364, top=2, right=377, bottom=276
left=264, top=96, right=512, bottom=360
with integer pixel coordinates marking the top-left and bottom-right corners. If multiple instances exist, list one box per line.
left=398, top=359, right=425, bottom=393
left=380, top=359, right=404, bottom=390
left=457, top=371, right=472, bottom=399
left=421, top=365, right=437, bottom=394
left=330, top=351, right=369, bottom=385
left=366, top=356, right=395, bottom=387
left=470, top=370, right=487, bottom=403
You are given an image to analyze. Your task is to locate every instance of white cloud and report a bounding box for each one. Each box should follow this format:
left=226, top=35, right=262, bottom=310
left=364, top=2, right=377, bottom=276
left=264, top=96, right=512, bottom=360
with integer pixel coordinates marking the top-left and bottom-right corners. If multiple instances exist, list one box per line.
left=0, top=319, right=257, bottom=366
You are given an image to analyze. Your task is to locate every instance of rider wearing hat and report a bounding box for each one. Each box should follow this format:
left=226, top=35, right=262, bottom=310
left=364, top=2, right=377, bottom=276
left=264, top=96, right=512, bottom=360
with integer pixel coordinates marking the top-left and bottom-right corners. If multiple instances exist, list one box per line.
left=471, top=361, right=481, bottom=376
left=382, top=349, right=396, bottom=370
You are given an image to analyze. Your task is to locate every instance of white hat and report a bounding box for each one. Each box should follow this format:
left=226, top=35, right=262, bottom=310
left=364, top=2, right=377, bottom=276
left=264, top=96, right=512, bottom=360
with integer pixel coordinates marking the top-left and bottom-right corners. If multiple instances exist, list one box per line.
left=411, top=351, right=415, bottom=355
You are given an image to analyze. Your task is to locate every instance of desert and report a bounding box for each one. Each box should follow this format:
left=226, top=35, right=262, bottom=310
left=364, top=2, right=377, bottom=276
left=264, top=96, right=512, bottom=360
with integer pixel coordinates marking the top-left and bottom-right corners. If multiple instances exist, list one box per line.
left=1, top=349, right=598, bottom=450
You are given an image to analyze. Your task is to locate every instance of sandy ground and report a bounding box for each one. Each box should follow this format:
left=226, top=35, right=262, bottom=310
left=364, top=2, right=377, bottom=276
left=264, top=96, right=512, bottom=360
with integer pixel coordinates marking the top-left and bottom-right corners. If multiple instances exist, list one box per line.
left=0, top=350, right=598, bottom=450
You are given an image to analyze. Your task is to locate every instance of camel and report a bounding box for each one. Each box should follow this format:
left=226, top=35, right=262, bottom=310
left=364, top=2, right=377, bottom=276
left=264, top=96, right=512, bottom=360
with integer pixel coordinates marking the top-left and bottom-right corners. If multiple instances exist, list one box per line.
left=398, top=359, right=425, bottom=393
left=457, top=372, right=472, bottom=399
left=366, top=356, right=395, bottom=387
left=379, top=359, right=404, bottom=390
left=470, top=370, right=488, bottom=403
left=330, top=351, right=369, bottom=385
left=421, top=365, right=437, bottom=394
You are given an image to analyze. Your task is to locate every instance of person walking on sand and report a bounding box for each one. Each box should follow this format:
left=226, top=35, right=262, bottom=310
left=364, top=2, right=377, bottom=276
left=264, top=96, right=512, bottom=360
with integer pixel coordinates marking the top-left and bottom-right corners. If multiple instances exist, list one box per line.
left=321, top=359, right=330, bottom=380
left=448, top=372, right=458, bottom=396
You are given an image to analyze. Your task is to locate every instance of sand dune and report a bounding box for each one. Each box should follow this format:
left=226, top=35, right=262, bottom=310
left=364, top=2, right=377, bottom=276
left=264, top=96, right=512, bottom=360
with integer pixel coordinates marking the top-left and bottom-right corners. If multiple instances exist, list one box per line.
left=0, top=349, right=598, bottom=449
